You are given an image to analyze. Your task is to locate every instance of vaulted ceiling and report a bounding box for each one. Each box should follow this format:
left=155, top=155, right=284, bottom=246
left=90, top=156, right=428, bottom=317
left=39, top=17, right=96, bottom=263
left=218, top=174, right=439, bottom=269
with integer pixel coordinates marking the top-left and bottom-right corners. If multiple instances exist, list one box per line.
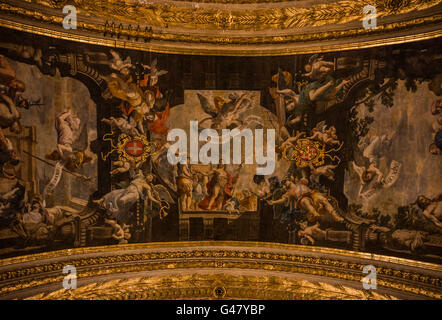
left=0, top=0, right=441, bottom=55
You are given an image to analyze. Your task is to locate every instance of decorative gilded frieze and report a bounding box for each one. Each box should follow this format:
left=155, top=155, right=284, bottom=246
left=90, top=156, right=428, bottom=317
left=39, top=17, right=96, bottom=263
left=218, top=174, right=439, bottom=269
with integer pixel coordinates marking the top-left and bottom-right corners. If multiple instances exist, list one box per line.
left=0, top=243, right=440, bottom=299
left=0, top=0, right=441, bottom=55
left=25, top=274, right=400, bottom=300
left=28, top=0, right=442, bottom=30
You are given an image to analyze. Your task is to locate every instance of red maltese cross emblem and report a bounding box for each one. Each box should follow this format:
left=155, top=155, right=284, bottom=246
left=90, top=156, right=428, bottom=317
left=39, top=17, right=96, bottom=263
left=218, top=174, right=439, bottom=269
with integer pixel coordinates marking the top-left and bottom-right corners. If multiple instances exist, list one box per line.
left=125, top=139, right=144, bottom=157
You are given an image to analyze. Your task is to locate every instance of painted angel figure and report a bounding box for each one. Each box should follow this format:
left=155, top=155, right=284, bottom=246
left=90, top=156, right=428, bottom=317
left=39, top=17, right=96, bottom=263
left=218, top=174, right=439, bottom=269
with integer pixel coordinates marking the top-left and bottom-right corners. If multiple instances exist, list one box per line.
left=109, top=49, right=135, bottom=79
left=101, top=116, right=140, bottom=137
left=105, top=73, right=151, bottom=135
left=308, top=121, right=341, bottom=146
left=303, top=54, right=335, bottom=80
left=105, top=50, right=152, bottom=135
left=308, top=163, right=338, bottom=183
left=110, top=160, right=143, bottom=176
left=146, top=103, right=170, bottom=135
left=106, top=73, right=155, bottom=129
left=279, top=131, right=305, bottom=150
left=359, top=131, right=396, bottom=167
left=351, top=161, right=384, bottom=198
left=197, top=92, right=262, bottom=132
left=141, top=58, right=168, bottom=87
left=93, top=172, right=174, bottom=222
left=104, top=218, right=131, bottom=244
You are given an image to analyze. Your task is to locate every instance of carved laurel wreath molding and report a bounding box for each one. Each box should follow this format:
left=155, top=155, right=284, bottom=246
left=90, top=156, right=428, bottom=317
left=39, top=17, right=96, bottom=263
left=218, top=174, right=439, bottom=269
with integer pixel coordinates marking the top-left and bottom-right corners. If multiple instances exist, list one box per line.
left=0, top=243, right=441, bottom=299
left=0, top=3, right=441, bottom=45
left=0, top=0, right=441, bottom=55
left=31, top=0, right=442, bottom=30
left=25, top=274, right=399, bottom=300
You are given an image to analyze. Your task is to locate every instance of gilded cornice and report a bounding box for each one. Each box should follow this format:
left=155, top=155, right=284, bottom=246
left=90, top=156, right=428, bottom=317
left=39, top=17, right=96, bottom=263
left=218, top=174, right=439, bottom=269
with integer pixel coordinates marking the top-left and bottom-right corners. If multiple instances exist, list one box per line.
left=0, top=0, right=440, bottom=55
left=25, top=274, right=400, bottom=300
left=0, top=242, right=440, bottom=299
left=27, top=0, right=441, bottom=31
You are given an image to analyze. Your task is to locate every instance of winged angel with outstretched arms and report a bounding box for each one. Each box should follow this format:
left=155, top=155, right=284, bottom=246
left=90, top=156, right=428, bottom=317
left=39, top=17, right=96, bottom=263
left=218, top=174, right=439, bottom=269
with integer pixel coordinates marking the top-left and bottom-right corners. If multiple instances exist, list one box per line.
left=196, top=92, right=263, bottom=144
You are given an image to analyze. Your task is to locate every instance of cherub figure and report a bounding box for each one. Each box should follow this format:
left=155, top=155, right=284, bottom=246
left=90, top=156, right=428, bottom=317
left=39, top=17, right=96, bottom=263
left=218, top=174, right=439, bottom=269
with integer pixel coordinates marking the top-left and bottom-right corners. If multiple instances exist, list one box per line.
left=351, top=161, right=383, bottom=198
left=279, top=131, right=306, bottom=150
left=104, top=218, right=131, bottom=244
left=275, top=130, right=306, bottom=160
left=141, top=58, right=168, bottom=87
left=105, top=73, right=150, bottom=135
left=303, top=54, right=335, bottom=81
left=308, top=121, right=341, bottom=146
left=359, top=131, right=396, bottom=167
left=308, top=163, right=337, bottom=183
left=198, top=92, right=252, bottom=129
left=297, top=221, right=326, bottom=245
left=101, top=116, right=140, bottom=137
left=222, top=196, right=240, bottom=214
left=110, top=160, right=142, bottom=176
left=109, top=50, right=135, bottom=80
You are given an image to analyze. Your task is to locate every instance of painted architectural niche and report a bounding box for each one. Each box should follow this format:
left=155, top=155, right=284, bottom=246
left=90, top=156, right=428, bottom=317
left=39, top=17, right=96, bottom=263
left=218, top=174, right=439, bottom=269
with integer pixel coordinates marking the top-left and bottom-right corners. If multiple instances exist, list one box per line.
left=0, top=33, right=440, bottom=268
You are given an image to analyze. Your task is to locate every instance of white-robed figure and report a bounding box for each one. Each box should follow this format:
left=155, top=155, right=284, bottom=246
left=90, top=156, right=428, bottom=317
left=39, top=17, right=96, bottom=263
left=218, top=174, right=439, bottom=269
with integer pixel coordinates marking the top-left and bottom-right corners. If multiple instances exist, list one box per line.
left=94, top=171, right=154, bottom=221
left=352, top=131, right=401, bottom=199
left=360, top=131, right=396, bottom=168
left=93, top=171, right=174, bottom=222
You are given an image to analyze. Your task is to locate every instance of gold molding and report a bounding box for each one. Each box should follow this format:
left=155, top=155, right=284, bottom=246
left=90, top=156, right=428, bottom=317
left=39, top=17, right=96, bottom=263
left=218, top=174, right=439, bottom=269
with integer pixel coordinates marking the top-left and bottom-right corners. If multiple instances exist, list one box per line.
left=0, top=242, right=440, bottom=299
left=1, top=257, right=440, bottom=299
left=1, top=241, right=441, bottom=271
left=0, top=17, right=441, bottom=56
left=0, top=1, right=441, bottom=55
left=29, top=0, right=442, bottom=30
left=24, top=274, right=400, bottom=300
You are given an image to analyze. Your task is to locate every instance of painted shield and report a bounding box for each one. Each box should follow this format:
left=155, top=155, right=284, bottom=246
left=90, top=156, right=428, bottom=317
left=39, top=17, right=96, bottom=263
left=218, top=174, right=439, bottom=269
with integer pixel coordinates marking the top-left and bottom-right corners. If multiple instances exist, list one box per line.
left=124, top=139, right=145, bottom=157
left=299, top=145, right=319, bottom=162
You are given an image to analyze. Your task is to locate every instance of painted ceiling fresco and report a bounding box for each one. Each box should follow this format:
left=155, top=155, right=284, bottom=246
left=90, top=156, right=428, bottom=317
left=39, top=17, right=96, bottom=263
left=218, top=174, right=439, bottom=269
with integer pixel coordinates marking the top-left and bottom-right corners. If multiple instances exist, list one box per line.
left=0, top=30, right=440, bottom=265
